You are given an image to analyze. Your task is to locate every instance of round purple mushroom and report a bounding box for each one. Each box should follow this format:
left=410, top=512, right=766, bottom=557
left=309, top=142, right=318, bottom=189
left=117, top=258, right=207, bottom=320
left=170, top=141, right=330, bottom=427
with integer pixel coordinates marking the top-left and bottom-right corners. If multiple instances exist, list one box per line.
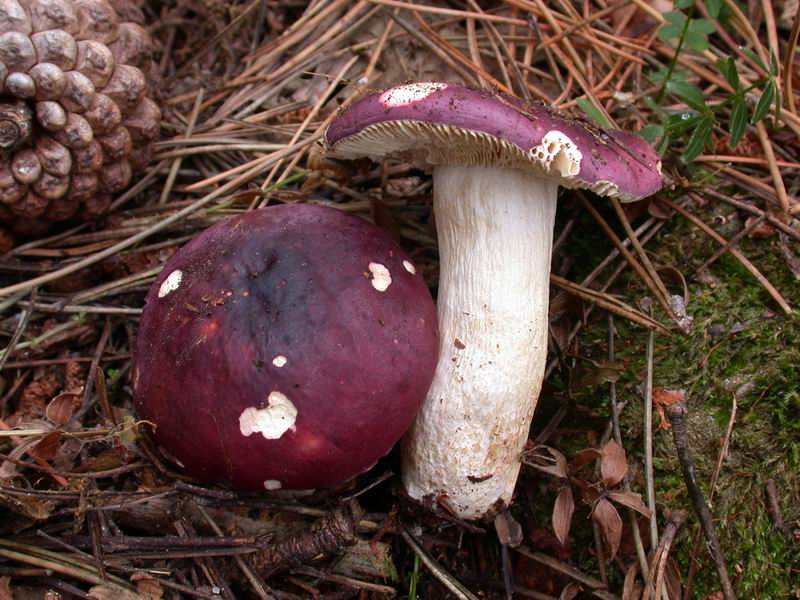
left=324, top=81, right=662, bottom=519
left=133, top=203, right=439, bottom=491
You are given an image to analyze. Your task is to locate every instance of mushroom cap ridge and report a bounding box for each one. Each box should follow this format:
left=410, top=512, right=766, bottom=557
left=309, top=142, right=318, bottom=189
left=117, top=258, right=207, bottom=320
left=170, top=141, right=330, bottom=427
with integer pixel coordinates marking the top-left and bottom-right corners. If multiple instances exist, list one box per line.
left=133, top=203, right=439, bottom=491
left=325, top=81, right=662, bottom=202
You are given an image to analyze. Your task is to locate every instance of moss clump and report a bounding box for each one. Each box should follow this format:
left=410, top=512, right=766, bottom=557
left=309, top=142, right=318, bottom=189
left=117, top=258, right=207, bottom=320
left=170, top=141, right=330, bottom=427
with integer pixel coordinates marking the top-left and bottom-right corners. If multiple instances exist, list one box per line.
left=559, top=203, right=800, bottom=596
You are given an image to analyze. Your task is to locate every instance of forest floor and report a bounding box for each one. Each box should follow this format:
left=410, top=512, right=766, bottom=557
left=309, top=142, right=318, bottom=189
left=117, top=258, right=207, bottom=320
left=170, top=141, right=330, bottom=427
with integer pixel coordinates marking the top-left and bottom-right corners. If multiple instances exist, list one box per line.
left=0, top=0, right=798, bottom=598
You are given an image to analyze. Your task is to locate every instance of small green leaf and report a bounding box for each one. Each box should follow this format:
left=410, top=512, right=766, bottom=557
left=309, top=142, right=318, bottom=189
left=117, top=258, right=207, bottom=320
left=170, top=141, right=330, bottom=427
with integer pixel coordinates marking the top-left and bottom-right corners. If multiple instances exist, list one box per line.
left=638, top=124, right=665, bottom=144
left=689, top=18, right=716, bottom=34
left=741, top=47, right=768, bottom=72
left=666, top=111, right=704, bottom=135
left=684, top=30, right=710, bottom=53
left=674, top=0, right=694, bottom=9
left=704, top=0, right=723, bottom=19
left=716, top=56, right=740, bottom=90
left=667, top=80, right=708, bottom=112
left=658, top=11, right=687, bottom=40
left=682, top=115, right=714, bottom=162
left=657, top=134, right=671, bottom=155
left=649, top=69, right=670, bottom=85
left=658, top=23, right=684, bottom=41
left=729, top=95, right=748, bottom=148
left=644, top=94, right=668, bottom=118
left=752, top=80, right=775, bottom=123
left=664, top=11, right=688, bottom=25
left=770, top=49, right=779, bottom=77
left=576, top=98, right=610, bottom=127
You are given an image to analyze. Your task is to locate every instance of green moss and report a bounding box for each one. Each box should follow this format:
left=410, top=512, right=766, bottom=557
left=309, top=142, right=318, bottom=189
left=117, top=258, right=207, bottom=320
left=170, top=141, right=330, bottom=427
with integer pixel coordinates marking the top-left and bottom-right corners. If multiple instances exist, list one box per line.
left=554, top=207, right=800, bottom=596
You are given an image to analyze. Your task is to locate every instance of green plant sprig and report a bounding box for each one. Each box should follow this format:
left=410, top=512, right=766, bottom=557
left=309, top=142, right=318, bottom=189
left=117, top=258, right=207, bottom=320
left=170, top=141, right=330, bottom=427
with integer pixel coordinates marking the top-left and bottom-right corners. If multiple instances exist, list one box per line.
left=629, top=0, right=781, bottom=163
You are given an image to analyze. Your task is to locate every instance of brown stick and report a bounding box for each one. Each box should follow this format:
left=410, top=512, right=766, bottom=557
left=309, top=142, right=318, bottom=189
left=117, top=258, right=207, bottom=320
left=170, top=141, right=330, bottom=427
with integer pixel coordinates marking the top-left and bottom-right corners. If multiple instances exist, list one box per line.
left=252, top=500, right=363, bottom=576
left=764, top=479, right=788, bottom=534
left=666, top=403, right=734, bottom=600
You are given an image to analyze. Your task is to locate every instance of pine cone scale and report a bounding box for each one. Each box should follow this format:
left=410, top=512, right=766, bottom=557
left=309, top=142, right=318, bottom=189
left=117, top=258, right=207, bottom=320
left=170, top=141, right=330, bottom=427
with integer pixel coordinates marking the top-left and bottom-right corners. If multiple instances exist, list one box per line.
left=0, top=0, right=159, bottom=233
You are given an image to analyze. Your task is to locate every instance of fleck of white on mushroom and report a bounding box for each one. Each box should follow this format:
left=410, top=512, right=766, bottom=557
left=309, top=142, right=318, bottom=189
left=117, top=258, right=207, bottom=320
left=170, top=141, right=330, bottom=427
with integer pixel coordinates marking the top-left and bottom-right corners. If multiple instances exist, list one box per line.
left=263, top=479, right=282, bottom=490
left=272, top=355, right=287, bottom=367
left=239, top=391, right=298, bottom=440
left=379, top=82, right=448, bottom=108
left=368, top=262, right=392, bottom=291
left=158, top=269, right=183, bottom=298
left=531, top=131, right=582, bottom=177
left=403, top=260, right=417, bottom=274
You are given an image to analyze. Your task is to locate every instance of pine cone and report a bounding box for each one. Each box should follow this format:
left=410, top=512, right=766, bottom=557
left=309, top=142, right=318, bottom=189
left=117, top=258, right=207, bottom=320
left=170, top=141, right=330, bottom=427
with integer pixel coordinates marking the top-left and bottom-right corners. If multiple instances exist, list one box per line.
left=0, top=0, right=160, bottom=235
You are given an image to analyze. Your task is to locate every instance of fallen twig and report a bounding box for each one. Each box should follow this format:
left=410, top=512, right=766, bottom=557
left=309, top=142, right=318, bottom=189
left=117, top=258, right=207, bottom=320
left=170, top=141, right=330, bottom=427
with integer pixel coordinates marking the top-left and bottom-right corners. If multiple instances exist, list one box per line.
left=252, top=500, right=363, bottom=577
left=666, top=402, right=734, bottom=600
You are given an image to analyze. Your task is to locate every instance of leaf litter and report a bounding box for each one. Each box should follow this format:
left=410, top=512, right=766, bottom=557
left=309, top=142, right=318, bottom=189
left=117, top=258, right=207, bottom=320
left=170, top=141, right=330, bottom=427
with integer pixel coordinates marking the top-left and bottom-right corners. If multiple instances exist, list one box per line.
left=0, top=0, right=797, bottom=598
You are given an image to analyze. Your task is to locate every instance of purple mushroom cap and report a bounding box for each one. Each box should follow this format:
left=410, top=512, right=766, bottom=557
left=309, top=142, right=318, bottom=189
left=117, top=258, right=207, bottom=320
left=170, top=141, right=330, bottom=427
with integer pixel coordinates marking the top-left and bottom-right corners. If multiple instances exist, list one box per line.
left=133, top=204, right=439, bottom=491
left=325, top=82, right=662, bottom=201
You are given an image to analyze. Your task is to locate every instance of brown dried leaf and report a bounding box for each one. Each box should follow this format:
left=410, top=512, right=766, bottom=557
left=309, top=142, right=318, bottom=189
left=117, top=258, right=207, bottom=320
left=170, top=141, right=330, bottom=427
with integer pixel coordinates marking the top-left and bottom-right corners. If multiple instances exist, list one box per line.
left=494, top=511, right=523, bottom=548
left=578, top=483, right=603, bottom=505
left=745, top=215, right=774, bottom=239
left=653, top=388, right=685, bottom=407
left=622, top=563, right=642, bottom=600
left=571, top=447, right=602, bottom=472
left=600, top=440, right=628, bottom=487
left=607, top=490, right=652, bottom=518
left=558, top=582, right=581, bottom=600
left=0, top=491, right=55, bottom=520
left=653, top=388, right=686, bottom=429
left=0, top=576, right=12, bottom=600
left=592, top=498, right=623, bottom=560
left=29, top=431, right=62, bottom=461
left=131, top=572, right=163, bottom=600
left=525, top=445, right=569, bottom=479
left=665, top=558, right=683, bottom=599
left=45, top=392, right=82, bottom=426
left=571, top=361, right=624, bottom=388
left=77, top=449, right=123, bottom=473
left=552, top=486, right=575, bottom=546
left=87, top=586, right=142, bottom=600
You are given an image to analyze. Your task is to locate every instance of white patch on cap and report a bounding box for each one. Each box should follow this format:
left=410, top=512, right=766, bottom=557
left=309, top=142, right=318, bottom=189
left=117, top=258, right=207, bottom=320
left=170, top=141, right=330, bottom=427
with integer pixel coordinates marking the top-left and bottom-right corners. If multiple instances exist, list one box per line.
left=368, top=262, right=392, bottom=291
left=263, top=479, right=282, bottom=490
left=402, top=260, right=416, bottom=274
left=531, top=130, right=582, bottom=177
left=656, top=160, right=662, bottom=175
left=239, top=391, right=298, bottom=440
left=379, top=82, right=448, bottom=108
left=272, top=355, right=287, bottom=367
left=158, top=270, right=183, bottom=298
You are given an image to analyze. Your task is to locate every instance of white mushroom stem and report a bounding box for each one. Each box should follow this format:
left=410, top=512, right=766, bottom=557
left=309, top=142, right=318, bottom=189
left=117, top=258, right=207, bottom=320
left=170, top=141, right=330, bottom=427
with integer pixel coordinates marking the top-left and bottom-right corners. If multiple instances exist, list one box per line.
left=401, top=164, right=558, bottom=520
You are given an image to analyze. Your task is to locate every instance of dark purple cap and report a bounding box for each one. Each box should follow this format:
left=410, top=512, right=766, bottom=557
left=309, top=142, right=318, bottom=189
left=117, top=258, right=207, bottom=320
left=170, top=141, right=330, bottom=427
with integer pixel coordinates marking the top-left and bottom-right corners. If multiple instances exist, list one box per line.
left=324, top=82, right=662, bottom=201
left=133, top=203, right=438, bottom=491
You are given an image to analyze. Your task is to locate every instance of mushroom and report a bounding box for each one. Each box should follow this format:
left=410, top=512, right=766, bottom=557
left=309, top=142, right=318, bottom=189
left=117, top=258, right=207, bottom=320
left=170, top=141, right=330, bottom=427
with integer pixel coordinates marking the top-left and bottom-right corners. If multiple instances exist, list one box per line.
left=133, top=203, right=439, bottom=491
left=323, top=81, right=662, bottom=519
